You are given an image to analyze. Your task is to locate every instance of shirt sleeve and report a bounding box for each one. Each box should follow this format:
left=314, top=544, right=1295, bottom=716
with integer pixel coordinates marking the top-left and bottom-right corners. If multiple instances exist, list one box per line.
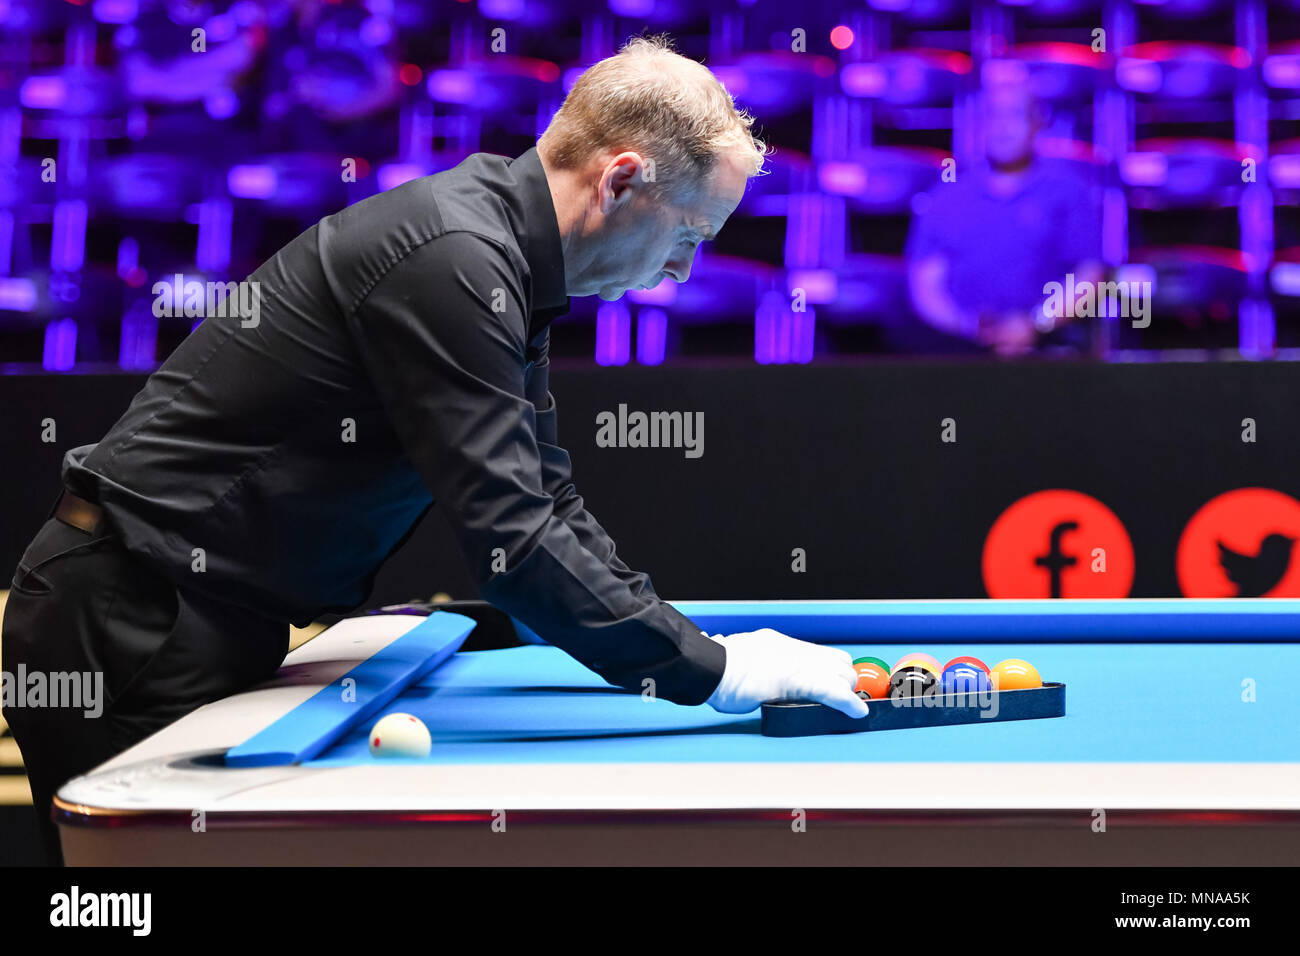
left=344, top=231, right=724, bottom=705
left=904, top=188, right=949, bottom=264
left=524, top=328, right=660, bottom=601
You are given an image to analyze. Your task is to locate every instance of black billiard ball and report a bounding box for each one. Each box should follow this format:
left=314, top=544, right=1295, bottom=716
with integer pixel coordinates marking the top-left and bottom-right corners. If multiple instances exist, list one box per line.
left=889, top=665, right=937, bottom=699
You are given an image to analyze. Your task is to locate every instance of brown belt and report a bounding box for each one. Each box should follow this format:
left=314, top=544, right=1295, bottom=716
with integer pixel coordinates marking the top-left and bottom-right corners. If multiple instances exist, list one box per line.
left=55, top=491, right=105, bottom=535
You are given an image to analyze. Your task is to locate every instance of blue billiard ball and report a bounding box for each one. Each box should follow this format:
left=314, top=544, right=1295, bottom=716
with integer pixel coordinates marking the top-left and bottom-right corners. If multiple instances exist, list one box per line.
left=941, top=663, right=991, bottom=695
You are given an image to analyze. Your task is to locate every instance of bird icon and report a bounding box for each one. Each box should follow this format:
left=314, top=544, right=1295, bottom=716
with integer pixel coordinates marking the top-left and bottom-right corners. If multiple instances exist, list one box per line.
left=1217, top=534, right=1296, bottom=597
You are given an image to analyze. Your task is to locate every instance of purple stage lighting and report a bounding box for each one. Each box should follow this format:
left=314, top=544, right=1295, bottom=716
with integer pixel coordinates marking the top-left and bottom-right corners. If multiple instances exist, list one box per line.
left=93, top=0, right=139, bottom=25
left=596, top=302, right=632, bottom=366
left=609, top=0, right=654, bottom=16
left=1271, top=260, right=1300, bottom=297
left=427, top=70, right=477, bottom=104
left=1264, top=53, right=1300, bottom=90
left=787, top=270, right=837, bottom=305
left=378, top=164, right=428, bottom=191
left=1270, top=155, right=1300, bottom=190
left=119, top=310, right=158, bottom=371
left=43, top=318, right=77, bottom=372
left=755, top=292, right=814, bottom=365
left=0, top=278, right=38, bottom=312
left=20, top=75, right=68, bottom=110
left=817, top=162, right=867, bottom=196
left=51, top=200, right=87, bottom=273
left=1119, top=151, right=1169, bottom=187
left=482, top=0, right=527, bottom=19
left=628, top=279, right=677, bottom=306
left=204, top=88, right=239, bottom=120
left=636, top=308, right=667, bottom=366
left=227, top=165, right=277, bottom=199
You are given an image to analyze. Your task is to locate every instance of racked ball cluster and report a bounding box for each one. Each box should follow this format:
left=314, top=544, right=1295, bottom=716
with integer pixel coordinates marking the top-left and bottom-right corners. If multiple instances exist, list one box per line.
left=853, top=654, right=1042, bottom=699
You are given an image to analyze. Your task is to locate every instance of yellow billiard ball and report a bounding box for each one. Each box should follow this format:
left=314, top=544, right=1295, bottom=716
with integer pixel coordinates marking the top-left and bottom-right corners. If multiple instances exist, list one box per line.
left=892, top=657, right=940, bottom=681
left=990, top=659, right=1042, bottom=690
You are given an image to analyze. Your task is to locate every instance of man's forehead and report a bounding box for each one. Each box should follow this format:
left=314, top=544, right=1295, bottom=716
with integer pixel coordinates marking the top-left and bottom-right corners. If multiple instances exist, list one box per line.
left=686, top=203, right=729, bottom=239
left=700, top=159, right=748, bottom=218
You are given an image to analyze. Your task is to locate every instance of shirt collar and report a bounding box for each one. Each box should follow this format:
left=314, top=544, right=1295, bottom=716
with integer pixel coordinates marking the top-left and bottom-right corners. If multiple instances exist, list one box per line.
left=511, top=147, right=570, bottom=336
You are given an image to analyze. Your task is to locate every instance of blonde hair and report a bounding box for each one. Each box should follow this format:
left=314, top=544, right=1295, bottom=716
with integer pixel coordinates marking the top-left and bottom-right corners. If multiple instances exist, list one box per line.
left=538, top=34, right=768, bottom=199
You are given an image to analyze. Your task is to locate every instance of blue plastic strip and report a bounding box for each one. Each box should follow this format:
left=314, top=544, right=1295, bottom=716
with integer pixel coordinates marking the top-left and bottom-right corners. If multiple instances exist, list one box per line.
left=225, top=611, right=476, bottom=767
left=673, top=599, right=1300, bottom=642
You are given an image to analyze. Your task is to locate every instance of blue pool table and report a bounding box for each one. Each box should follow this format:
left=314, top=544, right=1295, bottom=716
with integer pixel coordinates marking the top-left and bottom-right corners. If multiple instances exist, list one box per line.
left=54, top=599, right=1300, bottom=865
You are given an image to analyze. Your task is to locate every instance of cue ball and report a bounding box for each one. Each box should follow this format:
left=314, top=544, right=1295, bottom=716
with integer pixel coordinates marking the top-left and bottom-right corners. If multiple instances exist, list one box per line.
left=369, top=713, right=432, bottom=758
left=990, top=659, right=1042, bottom=691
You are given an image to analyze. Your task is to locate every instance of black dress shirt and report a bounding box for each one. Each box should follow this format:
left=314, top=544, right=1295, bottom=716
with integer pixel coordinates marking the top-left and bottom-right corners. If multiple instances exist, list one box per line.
left=63, top=148, right=725, bottom=706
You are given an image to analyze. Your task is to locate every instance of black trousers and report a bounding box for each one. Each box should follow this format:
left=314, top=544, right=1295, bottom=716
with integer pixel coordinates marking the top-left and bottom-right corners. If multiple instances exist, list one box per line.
left=2, top=515, right=288, bottom=865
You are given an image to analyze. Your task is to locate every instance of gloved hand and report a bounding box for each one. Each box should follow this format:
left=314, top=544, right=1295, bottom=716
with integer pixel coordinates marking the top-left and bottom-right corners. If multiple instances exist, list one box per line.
left=704, top=628, right=870, bottom=718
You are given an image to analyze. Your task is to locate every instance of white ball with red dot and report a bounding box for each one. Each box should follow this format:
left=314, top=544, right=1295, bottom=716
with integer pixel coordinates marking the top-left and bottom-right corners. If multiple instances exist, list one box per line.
left=368, top=713, right=431, bottom=758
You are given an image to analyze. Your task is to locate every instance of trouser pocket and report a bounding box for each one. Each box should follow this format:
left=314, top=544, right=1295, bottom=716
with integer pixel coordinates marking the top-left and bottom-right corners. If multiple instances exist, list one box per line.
left=9, top=516, right=115, bottom=596
left=3, top=519, right=134, bottom=706
left=1, top=517, right=159, bottom=865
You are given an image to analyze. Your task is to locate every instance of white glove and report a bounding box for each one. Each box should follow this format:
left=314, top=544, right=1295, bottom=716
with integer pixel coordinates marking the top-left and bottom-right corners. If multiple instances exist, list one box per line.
left=704, top=628, right=870, bottom=718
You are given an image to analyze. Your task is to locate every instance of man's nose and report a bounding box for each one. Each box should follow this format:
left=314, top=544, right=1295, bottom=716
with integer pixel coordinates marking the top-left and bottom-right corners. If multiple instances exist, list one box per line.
left=664, top=255, right=694, bottom=283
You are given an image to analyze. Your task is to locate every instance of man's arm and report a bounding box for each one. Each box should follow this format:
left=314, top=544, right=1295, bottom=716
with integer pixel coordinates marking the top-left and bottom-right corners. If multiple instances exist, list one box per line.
left=343, top=231, right=723, bottom=705
left=907, top=252, right=978, bottom=338
left=905, top=195, right=979, bottom=339
left=524, top=328, right=659, bottom=600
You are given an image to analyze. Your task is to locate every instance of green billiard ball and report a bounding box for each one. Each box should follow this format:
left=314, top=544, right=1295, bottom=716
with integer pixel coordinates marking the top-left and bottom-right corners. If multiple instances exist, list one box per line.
left=853, top=656, right=890, bottom=672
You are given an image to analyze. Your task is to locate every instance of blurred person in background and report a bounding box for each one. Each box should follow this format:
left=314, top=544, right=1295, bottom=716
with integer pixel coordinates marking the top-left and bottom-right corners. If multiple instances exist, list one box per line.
left=906, top=68, right=1105, bottom=357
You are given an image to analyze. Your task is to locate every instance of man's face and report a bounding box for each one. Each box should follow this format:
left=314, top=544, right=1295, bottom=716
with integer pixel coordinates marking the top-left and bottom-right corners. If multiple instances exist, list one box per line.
left=982, top=85, right=1037, bottom=169
left=577, top=150, right=749, bottom=301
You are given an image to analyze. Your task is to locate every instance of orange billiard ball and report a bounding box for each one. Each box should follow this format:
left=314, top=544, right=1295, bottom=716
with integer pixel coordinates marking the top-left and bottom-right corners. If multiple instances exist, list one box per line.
left=853, top=662, right=891, bottom=700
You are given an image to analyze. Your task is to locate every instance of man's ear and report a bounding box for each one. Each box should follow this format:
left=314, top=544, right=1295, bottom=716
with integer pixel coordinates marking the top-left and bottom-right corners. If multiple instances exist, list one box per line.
left=601, top=154, right=645, bottom=212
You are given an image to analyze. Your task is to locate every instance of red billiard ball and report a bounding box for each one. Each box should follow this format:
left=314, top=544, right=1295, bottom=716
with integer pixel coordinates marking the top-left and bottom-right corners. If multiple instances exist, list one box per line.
left=942, top=655, right=991, bottom=676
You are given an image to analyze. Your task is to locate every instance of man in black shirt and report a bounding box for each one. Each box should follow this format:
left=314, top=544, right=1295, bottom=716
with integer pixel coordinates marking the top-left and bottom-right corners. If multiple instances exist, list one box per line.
left=3, top=36, right=866, bottom=865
